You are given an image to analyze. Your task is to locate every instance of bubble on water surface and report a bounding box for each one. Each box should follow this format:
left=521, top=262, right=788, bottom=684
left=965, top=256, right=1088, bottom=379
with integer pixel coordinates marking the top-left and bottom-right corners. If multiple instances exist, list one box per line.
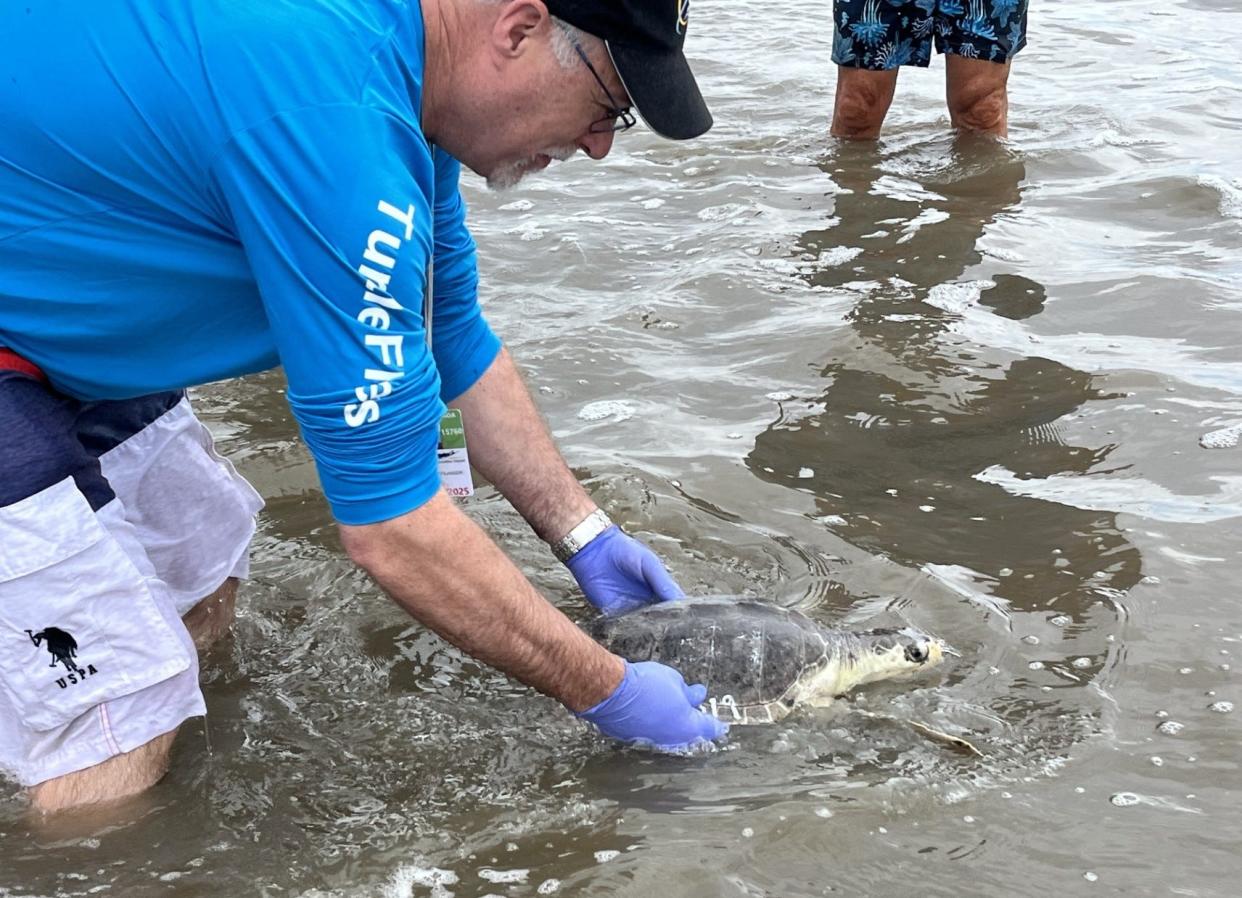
left=1157, top=721, right=1185, bottom=735
left=1151, top=756, right=1164, bottom=767
left=1022, top=635, right=1040, bottom=645
left=741, top=828, right=754, bottom=839
left=815, top=807, right=834, bottom=819
left=1028, top=661, right=1045, bottom=670
left=1084, top=872, right=1099, bottom=882
left=765, top=391, right=794, bottom=401
left=498, top=199, right=534, bottom=212
left=1050, top=615, right=1072, bottom=627
left=537, top=881, right=561, bottom=895
left=1208, top=701, right=1234, bottom=713
left=1110, top=792, right=1142, bottom=807
left=1073, top=657, right=1093, bottom=669
left=594, top=850, right=620, bottom=863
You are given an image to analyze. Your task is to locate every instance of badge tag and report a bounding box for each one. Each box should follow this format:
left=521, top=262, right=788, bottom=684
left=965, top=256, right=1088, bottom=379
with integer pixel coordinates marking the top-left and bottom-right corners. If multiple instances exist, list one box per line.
left=437, top=408, right=474, bottom=497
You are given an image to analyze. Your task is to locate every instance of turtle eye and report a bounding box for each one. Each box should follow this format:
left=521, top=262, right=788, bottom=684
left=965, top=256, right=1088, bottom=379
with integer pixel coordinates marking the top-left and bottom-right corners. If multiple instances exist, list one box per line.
left=904, top=642, right=929, bottom=663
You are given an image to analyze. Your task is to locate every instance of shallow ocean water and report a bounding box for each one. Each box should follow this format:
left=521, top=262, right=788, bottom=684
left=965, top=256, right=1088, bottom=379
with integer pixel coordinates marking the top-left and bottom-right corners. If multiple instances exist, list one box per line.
left=3, top=1, right=1241, bottom=896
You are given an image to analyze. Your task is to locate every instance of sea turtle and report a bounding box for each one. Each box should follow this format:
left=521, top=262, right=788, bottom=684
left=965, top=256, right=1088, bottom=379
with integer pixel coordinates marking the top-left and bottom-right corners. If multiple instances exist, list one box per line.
left=587, top=597, right=945, bottom=726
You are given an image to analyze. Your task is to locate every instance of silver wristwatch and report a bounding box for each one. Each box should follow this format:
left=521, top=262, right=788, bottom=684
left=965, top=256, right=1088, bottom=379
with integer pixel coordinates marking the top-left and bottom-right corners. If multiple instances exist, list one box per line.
left=550, top=509, right=613, bottom=563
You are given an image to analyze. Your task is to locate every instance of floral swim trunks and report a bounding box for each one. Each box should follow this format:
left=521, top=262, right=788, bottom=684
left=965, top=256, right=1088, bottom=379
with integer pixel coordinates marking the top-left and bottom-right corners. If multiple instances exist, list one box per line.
left=832, top=0, right=1029, bottom=70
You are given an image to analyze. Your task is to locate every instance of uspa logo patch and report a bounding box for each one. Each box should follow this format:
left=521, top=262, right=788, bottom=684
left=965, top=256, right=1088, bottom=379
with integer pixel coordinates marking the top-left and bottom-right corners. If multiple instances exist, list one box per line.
left=26, top=627, right=100, bottom=689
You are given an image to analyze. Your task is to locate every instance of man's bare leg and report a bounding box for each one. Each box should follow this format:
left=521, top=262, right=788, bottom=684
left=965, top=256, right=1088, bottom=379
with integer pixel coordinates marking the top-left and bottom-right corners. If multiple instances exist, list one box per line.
left=831, top=66, right=900, bottom=139
left=946, top=56, right=1012, bottom=138
left=181, top=576, right=239, bottom=652
left=27, top=728, right=179, bottom=814
left=26, top=578, right=239, bottom=814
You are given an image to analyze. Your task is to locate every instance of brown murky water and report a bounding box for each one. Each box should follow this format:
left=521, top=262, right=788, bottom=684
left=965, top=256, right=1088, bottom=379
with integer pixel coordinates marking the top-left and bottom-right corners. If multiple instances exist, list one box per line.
left=3, top=1, right=1241, bottom=895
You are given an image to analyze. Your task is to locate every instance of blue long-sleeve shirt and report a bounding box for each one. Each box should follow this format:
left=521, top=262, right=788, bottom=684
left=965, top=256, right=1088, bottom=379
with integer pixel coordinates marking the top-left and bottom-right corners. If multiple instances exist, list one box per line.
left=0, top=0, right=501, bottom=524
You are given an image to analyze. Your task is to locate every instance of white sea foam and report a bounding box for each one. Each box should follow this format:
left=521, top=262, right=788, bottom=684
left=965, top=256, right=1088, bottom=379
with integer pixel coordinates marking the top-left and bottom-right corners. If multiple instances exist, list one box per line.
left=387, top=864, right=459, bottom=898
left=980, top=245, right=1028, bottom=263
left=577, top=400, right=636, bottom=422
left=871, top=175, right=947, bottom=204
left=697, top=203, right=751, bottom=222
left=924, top=280, right=994, bottom=314
left=478, top=868, right=529, bottom=885
left=919, top=282, right=1242, bottom=395
left=974, top=466, right=1242, bottom=523
left=506, top=222, right=547, bottom=242
left=818, top=245, right=864, bottom=266
left=1196, top=175, right=1242, bottom=219
left=897, top=207, right=950, bottom=243
left=1200, top=422, right=1242, bottom=449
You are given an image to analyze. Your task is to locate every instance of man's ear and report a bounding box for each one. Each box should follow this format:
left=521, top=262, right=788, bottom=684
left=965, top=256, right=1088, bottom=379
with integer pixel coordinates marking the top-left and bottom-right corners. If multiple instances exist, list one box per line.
left=490, top=0, right=550, bottom=58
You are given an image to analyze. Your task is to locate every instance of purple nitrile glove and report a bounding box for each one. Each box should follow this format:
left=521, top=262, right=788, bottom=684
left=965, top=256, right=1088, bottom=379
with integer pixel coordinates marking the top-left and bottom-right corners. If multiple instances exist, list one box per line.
left=577, top=660, right=728, bottom=752
left=565, top=525, right=685, bottom=616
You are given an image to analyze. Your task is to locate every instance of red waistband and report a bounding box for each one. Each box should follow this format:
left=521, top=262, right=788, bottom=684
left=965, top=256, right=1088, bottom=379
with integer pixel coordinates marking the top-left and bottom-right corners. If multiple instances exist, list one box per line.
left=0, top=348, right=48, bottom=383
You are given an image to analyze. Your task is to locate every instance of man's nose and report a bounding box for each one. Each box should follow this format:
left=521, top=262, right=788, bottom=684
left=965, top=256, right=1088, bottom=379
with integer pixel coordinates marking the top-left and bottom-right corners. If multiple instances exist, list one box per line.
left=578, top=128, right=616, bottom=160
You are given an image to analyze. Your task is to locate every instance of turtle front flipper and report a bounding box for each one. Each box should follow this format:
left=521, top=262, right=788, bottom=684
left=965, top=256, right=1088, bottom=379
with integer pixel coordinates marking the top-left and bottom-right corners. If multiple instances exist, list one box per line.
left=853, top=709, right=984, bottom=758
left=903, top=719, right=984, bottom=758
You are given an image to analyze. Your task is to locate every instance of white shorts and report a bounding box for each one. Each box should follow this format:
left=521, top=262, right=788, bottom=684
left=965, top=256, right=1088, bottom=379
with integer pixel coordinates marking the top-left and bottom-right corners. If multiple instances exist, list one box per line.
left=0, top=393, right=262, bottom=787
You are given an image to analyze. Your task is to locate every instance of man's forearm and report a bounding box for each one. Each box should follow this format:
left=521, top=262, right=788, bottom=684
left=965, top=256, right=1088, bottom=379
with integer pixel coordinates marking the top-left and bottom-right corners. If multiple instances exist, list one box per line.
left=339, top=491, right=623, bottom=712
left=448, top=348, right=596, bottom=543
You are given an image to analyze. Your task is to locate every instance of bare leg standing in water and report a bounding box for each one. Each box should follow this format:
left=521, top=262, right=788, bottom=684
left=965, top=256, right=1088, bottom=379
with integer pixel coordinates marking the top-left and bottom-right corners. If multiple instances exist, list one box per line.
left=829, top=0, right=1027, bottom=139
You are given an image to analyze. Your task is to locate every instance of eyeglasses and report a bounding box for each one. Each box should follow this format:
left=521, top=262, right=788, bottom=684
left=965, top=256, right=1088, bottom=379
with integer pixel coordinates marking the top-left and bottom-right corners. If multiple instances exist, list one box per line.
left=566, top=35, right=636, bottom=134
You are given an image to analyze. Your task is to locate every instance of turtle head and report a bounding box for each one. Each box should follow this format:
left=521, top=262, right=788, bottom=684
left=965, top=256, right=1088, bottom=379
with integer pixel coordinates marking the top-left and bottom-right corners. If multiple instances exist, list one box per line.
left=846, top=627, right=945, bottom=688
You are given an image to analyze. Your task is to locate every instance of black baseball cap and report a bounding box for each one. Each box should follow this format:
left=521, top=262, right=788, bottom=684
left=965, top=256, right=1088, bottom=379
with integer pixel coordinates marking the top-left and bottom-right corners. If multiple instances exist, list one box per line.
left=544, top=0, right=712, bottom=140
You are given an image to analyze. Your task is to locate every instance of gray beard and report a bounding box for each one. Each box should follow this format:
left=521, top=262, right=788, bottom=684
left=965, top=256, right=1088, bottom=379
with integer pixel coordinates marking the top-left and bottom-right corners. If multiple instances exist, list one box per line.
left=486, top=145, right=579, bottom=191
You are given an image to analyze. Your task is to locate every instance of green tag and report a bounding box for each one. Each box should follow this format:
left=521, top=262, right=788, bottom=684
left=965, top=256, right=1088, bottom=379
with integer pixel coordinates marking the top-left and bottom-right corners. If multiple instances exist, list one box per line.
left=438, top=409, right=467, bottom=450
